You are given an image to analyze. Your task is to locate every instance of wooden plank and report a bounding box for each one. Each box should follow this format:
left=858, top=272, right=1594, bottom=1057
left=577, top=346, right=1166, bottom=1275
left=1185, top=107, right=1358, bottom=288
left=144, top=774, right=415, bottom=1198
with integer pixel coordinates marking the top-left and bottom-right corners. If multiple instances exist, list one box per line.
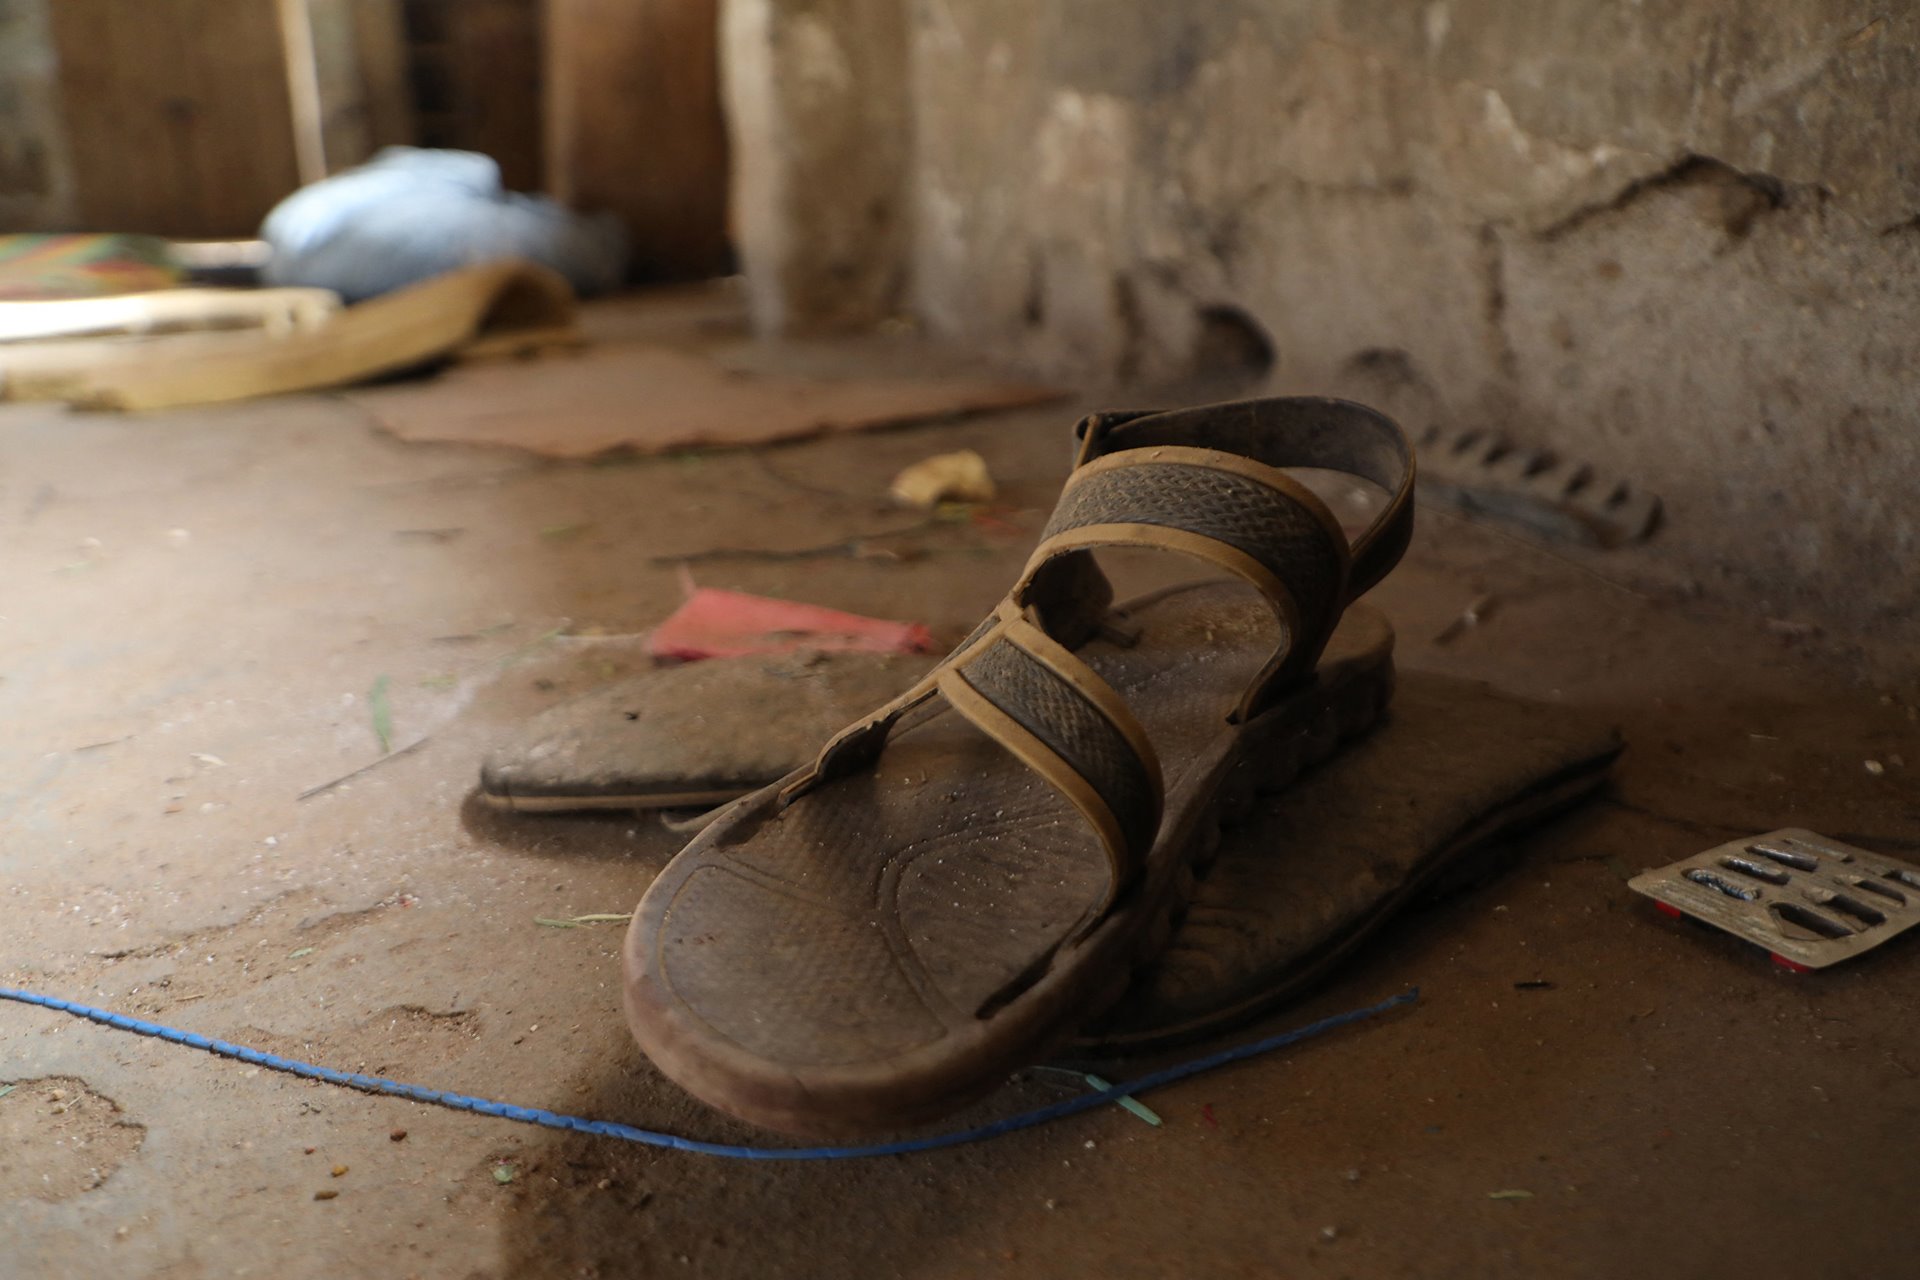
left=277, top=0, right=330, bottom=183
left=25, top=261, right=576, bottom=411
left=100, top=268, right=573, bottom=411
left=0, top=3, right=76, bottom=231
left=48, top=0, right=303, bottom=237
left=347, top=0, right=416, bottom=150
left=455, top=0, right=544, bottom=192
left=544, top=0, right=730, bottom=281
left=303, top=0, right=416, bottom=170
left=0, top=287, right=339, bottom=344
left=409, top=0, right=543, bottom=192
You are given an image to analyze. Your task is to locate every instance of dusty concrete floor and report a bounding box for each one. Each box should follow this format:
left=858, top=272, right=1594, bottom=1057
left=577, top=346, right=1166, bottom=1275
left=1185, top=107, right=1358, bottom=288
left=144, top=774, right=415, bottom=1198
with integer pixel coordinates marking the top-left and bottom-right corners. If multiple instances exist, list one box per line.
left=4, top=292, right=1918, bottom=1279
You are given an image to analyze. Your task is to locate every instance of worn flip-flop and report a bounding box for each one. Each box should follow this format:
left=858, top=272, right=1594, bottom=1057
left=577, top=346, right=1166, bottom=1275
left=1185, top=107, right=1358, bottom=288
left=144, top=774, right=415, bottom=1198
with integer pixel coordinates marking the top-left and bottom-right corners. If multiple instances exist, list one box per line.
left=476, top=651, right=937, bottom=812
left=622, top=396, right=1416, bottom=1136
left=1081, top=670, right=1623, bottom=1051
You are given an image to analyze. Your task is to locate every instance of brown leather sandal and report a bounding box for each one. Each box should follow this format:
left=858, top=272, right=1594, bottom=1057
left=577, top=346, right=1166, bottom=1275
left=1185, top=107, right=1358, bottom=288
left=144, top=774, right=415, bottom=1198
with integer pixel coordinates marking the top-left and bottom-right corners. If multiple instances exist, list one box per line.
left=622, top=396, right=1416, bottom=1136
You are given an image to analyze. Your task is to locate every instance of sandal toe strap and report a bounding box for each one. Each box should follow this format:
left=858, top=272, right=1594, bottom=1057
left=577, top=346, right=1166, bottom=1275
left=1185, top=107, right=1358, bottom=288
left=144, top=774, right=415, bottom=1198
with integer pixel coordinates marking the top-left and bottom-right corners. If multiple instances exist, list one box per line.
left=938, top=610, right=1163, bottom=900
left=782, top=600, right=1164, bottom=909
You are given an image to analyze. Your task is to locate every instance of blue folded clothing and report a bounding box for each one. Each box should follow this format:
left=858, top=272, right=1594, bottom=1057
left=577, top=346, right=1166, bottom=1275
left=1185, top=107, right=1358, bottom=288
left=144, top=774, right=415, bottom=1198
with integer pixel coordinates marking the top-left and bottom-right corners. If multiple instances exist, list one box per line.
left=261, top=147, right=628, bottom=302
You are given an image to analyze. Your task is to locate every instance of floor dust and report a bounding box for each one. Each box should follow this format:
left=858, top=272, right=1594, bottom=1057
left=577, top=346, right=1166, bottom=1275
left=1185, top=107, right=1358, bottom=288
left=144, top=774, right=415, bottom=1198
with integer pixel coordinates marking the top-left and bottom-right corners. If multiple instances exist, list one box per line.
left=0, top=1077, right=147, bottom=1203
left=2, top=289, right=1916, bottom=1278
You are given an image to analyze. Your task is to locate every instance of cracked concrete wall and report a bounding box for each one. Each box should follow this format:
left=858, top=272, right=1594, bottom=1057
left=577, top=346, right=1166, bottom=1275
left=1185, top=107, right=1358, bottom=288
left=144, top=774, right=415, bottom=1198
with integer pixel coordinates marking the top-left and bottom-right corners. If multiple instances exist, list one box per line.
left=723, top=0, right=912, bottom=333
left=900, top=0, right=1920, bottom=629
left=726, top=0, right=1918, bottom=627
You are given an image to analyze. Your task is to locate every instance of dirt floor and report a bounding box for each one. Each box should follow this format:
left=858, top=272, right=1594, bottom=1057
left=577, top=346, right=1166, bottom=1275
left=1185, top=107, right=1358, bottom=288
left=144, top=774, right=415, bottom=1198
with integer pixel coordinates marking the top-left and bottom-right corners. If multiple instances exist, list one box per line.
left=4, top=289, right=1917, bottom=1279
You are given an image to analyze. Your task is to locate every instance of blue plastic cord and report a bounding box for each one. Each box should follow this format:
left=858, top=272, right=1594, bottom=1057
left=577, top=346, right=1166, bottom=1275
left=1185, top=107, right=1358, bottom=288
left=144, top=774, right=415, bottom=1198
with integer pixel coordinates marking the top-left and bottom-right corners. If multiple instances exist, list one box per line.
left=0, top=984, right=1416, bottom=1160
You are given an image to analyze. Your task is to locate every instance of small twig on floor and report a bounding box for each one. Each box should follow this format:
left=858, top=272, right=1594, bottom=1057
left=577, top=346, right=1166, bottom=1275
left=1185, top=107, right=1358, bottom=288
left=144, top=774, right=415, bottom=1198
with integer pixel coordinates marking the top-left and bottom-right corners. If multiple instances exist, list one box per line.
left=1029, top=1065, right=1163, bottom=1126
left=296, top=735, right=432, bottom=801
left=496, top=627, right=566, bottom=668
left=364, top=466, right=539, bottom=490
left=534, top=913, right=634, bottom=929
left=1079, top=1071, right=1163, bottom=1127
left=301, top=626, right=561, bottom=803
left=648, top=519, right=941, bottom=566
left=750, top=449, right=858, bottom=499
left=368, top=675, right=394, bottom=754
left=1433, top=593, right=1497, bottom=645
left=431, top=620, right=518, bottom=645
left=659, top=806, right=725, bottom=834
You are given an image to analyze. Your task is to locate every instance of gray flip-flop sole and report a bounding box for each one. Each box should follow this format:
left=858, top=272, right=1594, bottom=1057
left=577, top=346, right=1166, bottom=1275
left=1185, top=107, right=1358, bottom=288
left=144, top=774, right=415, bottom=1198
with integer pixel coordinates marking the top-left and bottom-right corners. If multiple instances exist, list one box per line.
left=476, top=649, right=938, bottom=812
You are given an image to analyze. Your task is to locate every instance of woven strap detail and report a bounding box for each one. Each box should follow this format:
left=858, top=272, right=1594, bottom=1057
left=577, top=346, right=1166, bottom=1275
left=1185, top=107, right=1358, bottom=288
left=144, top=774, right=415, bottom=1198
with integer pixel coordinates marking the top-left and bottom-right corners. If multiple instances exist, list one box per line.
left=1039, top=459, right=1343, bottom=646
left=1073, top=396, right=1414, bottom=602
left=1029, top=396, right=1415, bottom=716
left=944, top=633, right=1161, bottom=876
left=778, top=599, right=1162, bottom=903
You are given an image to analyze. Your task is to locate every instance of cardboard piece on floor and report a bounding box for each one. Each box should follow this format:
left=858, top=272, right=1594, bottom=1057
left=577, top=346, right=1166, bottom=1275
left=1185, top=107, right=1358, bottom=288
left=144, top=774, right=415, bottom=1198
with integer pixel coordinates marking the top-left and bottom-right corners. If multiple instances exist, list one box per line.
left=346, top=342, right=1061, bottom=458
left=647, top=588, right=936, bottom=662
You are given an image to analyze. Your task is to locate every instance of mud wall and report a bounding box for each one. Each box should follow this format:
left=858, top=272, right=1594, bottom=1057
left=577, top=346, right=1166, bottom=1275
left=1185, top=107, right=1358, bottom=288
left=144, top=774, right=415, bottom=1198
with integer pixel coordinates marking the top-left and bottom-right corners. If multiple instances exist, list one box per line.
left=729, top=1, right=1920, bottom=630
